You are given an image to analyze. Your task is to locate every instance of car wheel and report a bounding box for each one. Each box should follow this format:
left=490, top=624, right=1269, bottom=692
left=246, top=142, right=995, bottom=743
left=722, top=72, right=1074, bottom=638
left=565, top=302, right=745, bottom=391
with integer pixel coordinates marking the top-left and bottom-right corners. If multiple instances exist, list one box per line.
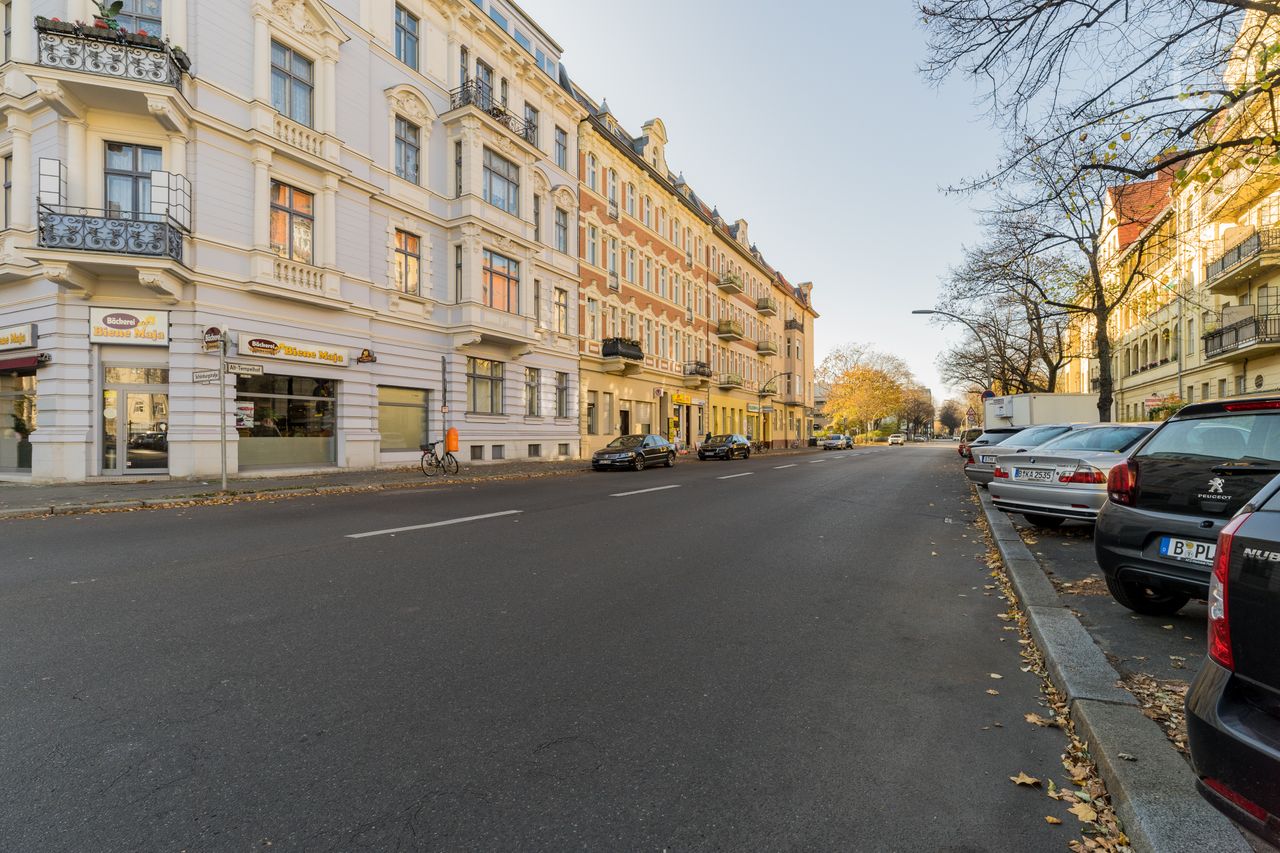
left=633, top=454, right=646, bottom=472
left=1024, top=513, right=1066, bottom=529
left=1104, top=575, right=1192, bottom=616
left=698, top=453, right=706, bottom=461
left=665, top=452, right=674, bottom=468
left=743, top=448, right=750, bottom=459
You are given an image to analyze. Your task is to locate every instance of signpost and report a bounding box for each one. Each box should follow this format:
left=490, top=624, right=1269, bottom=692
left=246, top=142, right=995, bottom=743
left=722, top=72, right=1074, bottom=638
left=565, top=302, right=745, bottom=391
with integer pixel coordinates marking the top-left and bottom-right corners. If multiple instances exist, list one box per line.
left=202, top=328, right=229, bottom=492
left=192, top=368, right=220, bottom=384
left=225, top=361, right=264, bottom=376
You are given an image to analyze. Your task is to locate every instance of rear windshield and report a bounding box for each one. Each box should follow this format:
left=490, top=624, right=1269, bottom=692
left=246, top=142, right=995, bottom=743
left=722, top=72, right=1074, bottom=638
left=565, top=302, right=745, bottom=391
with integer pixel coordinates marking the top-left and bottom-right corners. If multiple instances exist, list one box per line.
left=1137, top=414, right=1280, bottom=463
left=976, top=430, right=1021, bottom=444
left=1036, top=426, right=1152, bottom=453
left=1004, top=425, right=1072, bottom=448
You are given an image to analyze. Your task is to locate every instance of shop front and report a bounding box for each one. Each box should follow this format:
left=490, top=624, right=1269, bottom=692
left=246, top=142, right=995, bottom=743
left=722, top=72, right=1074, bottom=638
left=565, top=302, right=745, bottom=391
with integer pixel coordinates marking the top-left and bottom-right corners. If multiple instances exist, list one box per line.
left=90, top=309, right=171, bottom=476
left=0, top=323, right=40, bottom=472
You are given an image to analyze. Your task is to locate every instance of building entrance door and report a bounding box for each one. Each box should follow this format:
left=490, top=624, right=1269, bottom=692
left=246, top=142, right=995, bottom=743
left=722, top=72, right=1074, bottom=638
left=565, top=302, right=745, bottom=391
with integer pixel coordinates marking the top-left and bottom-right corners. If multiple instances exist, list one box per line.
left=101, top=367, right=169, bottom=474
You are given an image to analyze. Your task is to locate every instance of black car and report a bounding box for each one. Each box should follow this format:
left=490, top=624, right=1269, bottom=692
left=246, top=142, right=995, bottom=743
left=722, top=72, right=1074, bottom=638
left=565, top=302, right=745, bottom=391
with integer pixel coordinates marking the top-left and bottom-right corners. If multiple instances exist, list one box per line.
left=591, top=434, right=675, bottom=471
left=698, top=434, right=750, bottom=461
left=1096, top=397, right=1280, bottom=615
left=1186, top=472, right=1280, bottom=847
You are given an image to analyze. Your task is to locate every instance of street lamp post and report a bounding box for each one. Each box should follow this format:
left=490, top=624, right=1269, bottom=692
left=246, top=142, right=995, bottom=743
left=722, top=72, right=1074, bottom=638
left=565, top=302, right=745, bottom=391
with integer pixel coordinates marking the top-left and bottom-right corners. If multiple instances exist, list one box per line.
left=759, top=370, right=792, bottom=448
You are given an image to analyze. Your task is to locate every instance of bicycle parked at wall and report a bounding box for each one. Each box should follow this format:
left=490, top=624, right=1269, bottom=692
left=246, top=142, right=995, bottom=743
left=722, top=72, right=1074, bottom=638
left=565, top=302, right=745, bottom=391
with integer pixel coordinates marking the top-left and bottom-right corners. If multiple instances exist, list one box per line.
left=751, top=439, right=770, bottom=453
left=420, top=440, right=460, bottom=476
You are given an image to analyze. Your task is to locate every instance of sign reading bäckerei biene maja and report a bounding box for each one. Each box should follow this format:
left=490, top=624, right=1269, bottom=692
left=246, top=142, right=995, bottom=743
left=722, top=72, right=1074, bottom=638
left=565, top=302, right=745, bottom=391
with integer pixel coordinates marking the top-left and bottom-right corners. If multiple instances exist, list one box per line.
left=235, top=333, right=349, bottom=367
left=89, top=309, right=169, bottom=346
left=0, top=323, right=36, bottom=352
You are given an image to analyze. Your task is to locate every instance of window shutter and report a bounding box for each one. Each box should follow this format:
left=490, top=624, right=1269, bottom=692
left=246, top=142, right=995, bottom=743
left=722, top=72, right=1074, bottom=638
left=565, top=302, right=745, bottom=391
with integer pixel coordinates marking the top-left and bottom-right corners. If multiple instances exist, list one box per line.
left=152, top=171, right=192, bottom=230
left=37, top=159, right=66, bottom=207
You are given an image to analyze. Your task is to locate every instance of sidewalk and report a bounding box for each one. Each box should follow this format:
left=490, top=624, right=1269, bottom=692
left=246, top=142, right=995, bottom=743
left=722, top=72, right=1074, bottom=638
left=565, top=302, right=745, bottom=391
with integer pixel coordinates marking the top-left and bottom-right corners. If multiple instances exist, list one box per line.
left=0, top=444, right=821, bottom=519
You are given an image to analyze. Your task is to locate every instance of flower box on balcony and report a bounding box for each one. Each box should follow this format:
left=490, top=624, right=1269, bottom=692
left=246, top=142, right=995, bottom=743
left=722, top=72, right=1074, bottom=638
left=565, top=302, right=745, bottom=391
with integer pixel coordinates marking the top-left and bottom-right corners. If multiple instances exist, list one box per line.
left=601, top=337, right=643, bottom=360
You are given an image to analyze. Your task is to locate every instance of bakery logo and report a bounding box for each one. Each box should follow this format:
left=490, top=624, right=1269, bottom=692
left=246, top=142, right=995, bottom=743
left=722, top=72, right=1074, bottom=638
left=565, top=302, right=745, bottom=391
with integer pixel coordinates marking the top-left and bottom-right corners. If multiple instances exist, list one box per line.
left=247, top=338, right=280, bottom=355
left=101, top=312, right=140, bottom=329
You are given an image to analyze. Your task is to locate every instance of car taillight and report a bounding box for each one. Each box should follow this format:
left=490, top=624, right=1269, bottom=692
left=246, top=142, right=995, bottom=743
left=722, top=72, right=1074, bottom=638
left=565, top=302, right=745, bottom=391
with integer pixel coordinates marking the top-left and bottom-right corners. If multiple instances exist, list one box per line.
left=1208, top=512, right=1249, bottom=671
left=1060, top=464, right=1107, bottom=484
left=993, top=466, right=1009, bottom=479
left=1106, top=460, right=1138, bottom=505
left=1203, top=776, right=1269, bottom=822
left=1223, top=400, right=1280, bottom=412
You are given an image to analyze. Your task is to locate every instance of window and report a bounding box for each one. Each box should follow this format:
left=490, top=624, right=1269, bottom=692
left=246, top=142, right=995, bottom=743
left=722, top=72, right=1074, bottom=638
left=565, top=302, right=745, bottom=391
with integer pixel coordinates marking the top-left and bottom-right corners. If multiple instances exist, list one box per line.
left=470, top=445, right=484, bottom=461
left=626, top=249, right=635, bottom=282
left=393, top=229, right=420, bottom=294
left=235, top=374, right=336, bottom=468
left=554, top=287, right=568, bottom=334
left=105, top=142, right=162, bottom=216
left=482, top=248, right=520, bottom=313
left=533, top=194, right=541, bottom=242
left=625, top=183, right=635, bottom=216
left=116, top=0, right=161, bottom=33
left=586, top=390, right=598, bottom=434
left=643, top=196, right=651, bottom=228
left=454, top=244, right=462, bottom=302
left=2, top=155, right=9, bottom=228
left=270, top=41, right=313, bottom=127
left=643, top=257, right=652, bottom=290
left=555, top=208, right=569, bottom=253
left=555, top=127, right=568, bottom=170
left=559, top=442, right=570, bottom=456
left=394, top=117, right=420, bottom=183
left=586, top=298, right=599, bottom=339
left=534, top=280, right=543, bottom=327
left=487, top=5, right=508, bottom=30
left=608, top=238, right=618, bottom=274
left=454, top=140, right=463, bottom=197
left=3, top=1, right=10, bottom=62
left=378, top=386, right=429, bottom=451
left=525, top=367, right=541, bottom=416
left=524, top=103, right=539, bottom=147
left=1219, top=378, right=1228, bottom=398
left=586, top=154, right=597, bottom=191
left=607, top=169, right=617, bottom=203
left=475, top=60, right=493, bottom=104
left=587, top=224, right=598, bottom=266
left=459, top=45, right=468, bottom=84
left=492, top=444, right=505, bottom=460
left=269, top=181, right=314, bottom=263
left=394, top=5, right=419, bottom=69
left=482, top=148, right=519, bottom=215
left=528, top=443, right=541, bottom=457
left=556, top=372, right=570, bottom=418
left=467, top=357, right=504, bottom=413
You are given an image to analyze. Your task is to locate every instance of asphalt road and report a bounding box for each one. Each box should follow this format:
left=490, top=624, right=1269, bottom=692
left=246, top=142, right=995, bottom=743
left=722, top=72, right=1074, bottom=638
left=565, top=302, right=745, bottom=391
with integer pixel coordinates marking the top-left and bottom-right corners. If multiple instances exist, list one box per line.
left=2, top=445, right=1074, bottom=851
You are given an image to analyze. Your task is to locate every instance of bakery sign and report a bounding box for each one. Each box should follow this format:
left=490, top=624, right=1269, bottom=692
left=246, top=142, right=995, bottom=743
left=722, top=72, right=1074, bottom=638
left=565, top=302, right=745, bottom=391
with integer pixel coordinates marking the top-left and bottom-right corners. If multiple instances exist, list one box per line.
left=0, top=323, right=36, bottom=352
left=89, top=309, right=169, bottom=346
left=236, top=333, right=349, bottom=367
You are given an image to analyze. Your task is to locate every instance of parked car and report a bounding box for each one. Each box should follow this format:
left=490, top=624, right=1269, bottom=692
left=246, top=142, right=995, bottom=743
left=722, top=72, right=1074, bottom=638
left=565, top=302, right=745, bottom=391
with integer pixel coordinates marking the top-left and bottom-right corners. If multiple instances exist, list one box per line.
left=592, top=434, right=675, bottom=471
left=699, top=434, right=751, bottom=460
left=958, top=427, right=984, bottom=457
left=1096, top=397, right=1280, bottom=615
left=1186, top=472, right=1280, bottom=847
left=964, top=424, right=1078, bottom=487
left=888, top=433, right=906, bottom=446
left=821, top=434, right=852, bottom=450
left=989, top=423, right=1156, bottom=528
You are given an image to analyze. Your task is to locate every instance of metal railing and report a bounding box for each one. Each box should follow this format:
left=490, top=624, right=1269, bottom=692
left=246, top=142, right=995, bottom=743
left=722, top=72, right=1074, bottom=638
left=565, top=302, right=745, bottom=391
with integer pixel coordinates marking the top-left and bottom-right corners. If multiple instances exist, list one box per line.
left=1204, top=314, right=1280, bottom=359
left=683, top=360, right=712, bottom=377
left=756, top=296, right=777, bottom=315
left=784, top=318, right=804, bottom=332
left=37, top=204, right=183, bottom=261
left=716, top=273, right=743, bottom=293
left=35, top=20, right=185, bottom=86
left=716, top=319, right=743, bottom=338
left=448, top=81, right=535, bottom=144
left=717, top=373, right=744, bottom=389
left=1204, top=227, right=1280, bottom=286
left=601, top=337, right=643, bottom=360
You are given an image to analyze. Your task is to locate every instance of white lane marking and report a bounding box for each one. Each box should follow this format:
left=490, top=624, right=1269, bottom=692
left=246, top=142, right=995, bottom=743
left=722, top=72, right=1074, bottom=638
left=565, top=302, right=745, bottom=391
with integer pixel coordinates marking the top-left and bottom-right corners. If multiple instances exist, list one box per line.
left=833, top=455, right=848, bottom=459
left=347, top=509, right=523, bottom=539
left=774, top=464, right=797, bottom=469
left=717, top=472, right=754, bottom=480
left=808, top=459, right=826, bottom=464
left=610, top=484, right=682, bottom=498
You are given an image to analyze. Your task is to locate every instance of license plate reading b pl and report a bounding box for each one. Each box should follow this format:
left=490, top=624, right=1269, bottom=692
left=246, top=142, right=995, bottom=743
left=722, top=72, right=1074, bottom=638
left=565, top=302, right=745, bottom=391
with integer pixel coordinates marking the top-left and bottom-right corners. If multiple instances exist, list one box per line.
left=1160, top=536, right=1216, bottom=565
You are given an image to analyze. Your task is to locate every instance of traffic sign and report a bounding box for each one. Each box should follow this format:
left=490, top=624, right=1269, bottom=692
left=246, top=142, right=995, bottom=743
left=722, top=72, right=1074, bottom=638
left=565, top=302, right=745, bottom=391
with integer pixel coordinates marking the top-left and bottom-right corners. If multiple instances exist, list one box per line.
left=440, top=405, right=450, bottom=414
left=225, top=361, right=264, bottom=376
left=203, top=327, right=222, bottom=352
left=192, top=368, right=220, bottom=384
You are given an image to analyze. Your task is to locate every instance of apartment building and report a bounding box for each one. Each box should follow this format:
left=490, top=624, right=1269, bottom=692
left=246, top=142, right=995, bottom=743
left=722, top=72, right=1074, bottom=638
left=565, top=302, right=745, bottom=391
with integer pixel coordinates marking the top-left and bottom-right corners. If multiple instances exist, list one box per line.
left=0, top=0, right=586, bottom=481
left=570, top=92, right=817, bottom=454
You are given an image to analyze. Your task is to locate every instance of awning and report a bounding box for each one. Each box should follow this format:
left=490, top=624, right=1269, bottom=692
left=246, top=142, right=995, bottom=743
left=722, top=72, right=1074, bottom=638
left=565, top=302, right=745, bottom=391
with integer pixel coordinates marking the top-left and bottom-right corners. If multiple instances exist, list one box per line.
left=0, top=354, right=40, bottom=372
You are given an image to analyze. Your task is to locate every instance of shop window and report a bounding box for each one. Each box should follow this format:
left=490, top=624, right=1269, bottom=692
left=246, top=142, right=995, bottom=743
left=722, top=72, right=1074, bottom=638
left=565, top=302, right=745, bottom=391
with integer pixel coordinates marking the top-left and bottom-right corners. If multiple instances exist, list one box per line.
left=235, top=373, right=336, bottom=467
left=528, top=443, right=541, bottom=457
left=470, top=445, right=484, bottom=461
left=377, top=386, right=429, bottom=451
left=0, top=373, right=36, bottom=471
left=270, top=181, right=314, bottom=263
left=467, top=357, right=503, bottom=413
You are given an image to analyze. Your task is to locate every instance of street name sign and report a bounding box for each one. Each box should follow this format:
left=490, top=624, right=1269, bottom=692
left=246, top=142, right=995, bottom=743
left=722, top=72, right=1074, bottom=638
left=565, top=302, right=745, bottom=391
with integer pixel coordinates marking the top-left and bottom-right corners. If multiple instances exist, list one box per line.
left=226, top=361, right=264, bottom=376
left=192, top=368, right=220, bottom=384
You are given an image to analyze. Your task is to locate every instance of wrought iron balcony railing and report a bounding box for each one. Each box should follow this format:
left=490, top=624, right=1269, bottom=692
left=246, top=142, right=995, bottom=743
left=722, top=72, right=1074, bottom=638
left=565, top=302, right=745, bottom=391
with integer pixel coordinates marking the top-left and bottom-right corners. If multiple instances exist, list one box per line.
left=37, top=204, right=183, bottom=261
left=1204, top=227, right=1280, bottom=288
left=601, top=337, right=643, bottom=360
left=34, top=19, right=186, bottom=87
left=1204, top=314, right=1280, bottom=359
left=683, top=360, right=712, bottom=377
left=448, top=80, right=535, bottom=144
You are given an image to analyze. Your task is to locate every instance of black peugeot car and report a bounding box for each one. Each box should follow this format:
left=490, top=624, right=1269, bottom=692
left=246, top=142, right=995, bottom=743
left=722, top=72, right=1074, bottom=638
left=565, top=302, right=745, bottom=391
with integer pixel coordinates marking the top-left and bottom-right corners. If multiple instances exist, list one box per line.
left=698, top=434, right=750, bottom=461
left=1186, top=472, right=1280, bottom=847
left=1096, top=397, right=1280, bottom=615
left=591, top=434, right=675, bottom=471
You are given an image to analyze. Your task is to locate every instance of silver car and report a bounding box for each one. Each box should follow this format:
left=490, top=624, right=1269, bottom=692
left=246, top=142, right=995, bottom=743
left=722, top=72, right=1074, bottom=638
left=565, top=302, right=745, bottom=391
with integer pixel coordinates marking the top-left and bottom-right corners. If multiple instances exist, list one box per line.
left=964, top=423, right=1080, bottom=486
left=988, top=423, right=1157, bottom=527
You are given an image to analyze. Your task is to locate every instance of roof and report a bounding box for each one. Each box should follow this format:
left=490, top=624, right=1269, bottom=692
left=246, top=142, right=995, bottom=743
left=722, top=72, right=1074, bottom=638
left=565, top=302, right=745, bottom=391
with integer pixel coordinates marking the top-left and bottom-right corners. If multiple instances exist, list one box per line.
left=1108, top=171, right=1174, bottom=251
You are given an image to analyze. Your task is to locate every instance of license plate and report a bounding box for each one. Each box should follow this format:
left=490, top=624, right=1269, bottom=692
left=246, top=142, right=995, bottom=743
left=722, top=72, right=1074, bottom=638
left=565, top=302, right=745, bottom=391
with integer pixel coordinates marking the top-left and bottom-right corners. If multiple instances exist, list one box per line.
left=979, top=454, right=997, bottom=464
left=1013, top=468, right=1054, bottom=482
left=1159, top=536, right=1216, bottom=565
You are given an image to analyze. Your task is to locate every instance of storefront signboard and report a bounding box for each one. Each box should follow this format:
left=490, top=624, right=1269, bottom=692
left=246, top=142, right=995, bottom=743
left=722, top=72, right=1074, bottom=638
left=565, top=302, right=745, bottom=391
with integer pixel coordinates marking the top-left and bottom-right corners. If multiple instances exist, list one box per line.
left=89, top=309, right=169, bottom=346
left=203, top=327, right=223, bottom=352
left=747, top=403, right=761, bottom=413
left=671, top=393, right=692, bottom=405
left=0, top=324, right=36, bottom=352
left=236, top=333, right=349, bottom=367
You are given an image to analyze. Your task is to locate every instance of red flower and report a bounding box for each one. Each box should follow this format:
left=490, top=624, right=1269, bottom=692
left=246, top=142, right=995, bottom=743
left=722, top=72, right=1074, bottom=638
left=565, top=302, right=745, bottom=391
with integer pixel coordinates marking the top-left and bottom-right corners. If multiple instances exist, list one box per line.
left=50, top=17, right=61, bottom=22
left=93, top=20, right=108, bottom=28
left=137, top=29, right=148, bottom=35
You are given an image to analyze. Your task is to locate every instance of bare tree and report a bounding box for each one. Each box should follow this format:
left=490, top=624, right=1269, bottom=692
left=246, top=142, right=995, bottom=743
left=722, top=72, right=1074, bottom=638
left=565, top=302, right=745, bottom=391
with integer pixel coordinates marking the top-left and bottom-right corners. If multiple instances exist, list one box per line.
left=939, top=400, right=964, bottom=435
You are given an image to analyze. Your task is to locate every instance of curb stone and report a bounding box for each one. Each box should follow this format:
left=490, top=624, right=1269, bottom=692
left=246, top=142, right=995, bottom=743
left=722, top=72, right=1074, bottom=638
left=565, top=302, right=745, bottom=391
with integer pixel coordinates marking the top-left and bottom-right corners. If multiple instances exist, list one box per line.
left=976, top=487, right=1251, bottom=853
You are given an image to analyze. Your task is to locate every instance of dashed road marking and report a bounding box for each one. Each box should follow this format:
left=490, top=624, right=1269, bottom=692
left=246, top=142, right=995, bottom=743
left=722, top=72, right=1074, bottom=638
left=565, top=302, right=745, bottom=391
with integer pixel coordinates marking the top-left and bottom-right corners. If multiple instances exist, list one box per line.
left=347, top=509, right=523, bottom=539
left=717, top=472, right=754, bottom=480
left=610, top=484, right=682, bottom=498
left=774, top=464, right=797, bottom=469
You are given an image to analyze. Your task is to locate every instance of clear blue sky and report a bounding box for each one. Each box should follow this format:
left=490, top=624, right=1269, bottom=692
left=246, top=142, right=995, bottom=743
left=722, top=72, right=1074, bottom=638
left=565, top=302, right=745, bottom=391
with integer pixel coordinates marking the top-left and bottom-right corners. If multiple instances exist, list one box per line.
left=523, top=0, right=1002, bottom=400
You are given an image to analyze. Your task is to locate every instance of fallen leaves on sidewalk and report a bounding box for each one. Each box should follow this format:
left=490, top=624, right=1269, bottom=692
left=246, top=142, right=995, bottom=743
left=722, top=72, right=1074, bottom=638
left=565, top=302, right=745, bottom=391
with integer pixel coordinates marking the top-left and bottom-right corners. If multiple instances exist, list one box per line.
left=1121, top=672, right=1190, bottom=754
left=1010, top=772, right=1041, bottom=787
left=1045, top=815, right=1063, bottom=825
left=1025, top=712, right=1058, bottom=728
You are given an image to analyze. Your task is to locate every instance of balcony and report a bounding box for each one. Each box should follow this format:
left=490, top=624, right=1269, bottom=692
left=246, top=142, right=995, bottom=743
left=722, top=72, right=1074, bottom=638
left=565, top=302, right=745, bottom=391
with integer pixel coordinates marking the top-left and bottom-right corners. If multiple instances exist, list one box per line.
left=601, top=337, right=643, bottom=360
left=608, top=199, right=620, bottom=220
left=756, top=339, right=778, bottom=356
left=37, top=204, right=182, bottom=261
left=716, top=319, right=743, bottom=341
left=34, top=18, right=187, bottom=88
left=1203, top=314, right=1280, bottom=361
left=780, top=393, right=805, bottom=406
left=716, top=273, right=743, bottom=294
left=685, top=251, right=693, bottom=269
left=447, top=81, right=536, bottom=145
left=1204, top=227, right=1280, bottom=293
left=756, top=296, right=777, bottom=316
left=785, top=318, right=804, bottom=332
left=717, top=373, right=744, bottom=390
left=682, top=360, right=712, bottom=388
left=608, top=271, right=620, bottom=292
left=273, top=115, right=324, bottom=158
